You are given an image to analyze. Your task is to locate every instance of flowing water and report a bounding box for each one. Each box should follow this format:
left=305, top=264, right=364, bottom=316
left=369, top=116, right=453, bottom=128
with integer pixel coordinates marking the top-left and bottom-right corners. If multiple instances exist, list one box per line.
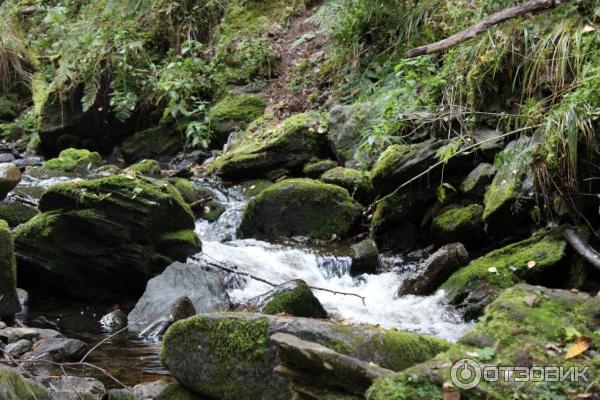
left=12, top=170, right=472, bottom=388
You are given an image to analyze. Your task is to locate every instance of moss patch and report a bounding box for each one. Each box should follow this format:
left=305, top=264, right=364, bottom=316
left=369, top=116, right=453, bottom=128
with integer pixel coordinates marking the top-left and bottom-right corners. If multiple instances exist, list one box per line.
left=0, top=220, right=18, bottom=317
left=208, top=94, right=266, bottom=142
left=43, top=148, right=102, bottom=172
left=0, top=366, right=52, bottom=400
left=262, top=281, right=326, bottom=318
left=321, top=167, right=374, bottom=204
left=303, top=159, right=338, bottom=178
left=127, top=159, right=162, bottom=177
left=430, top=204, right=484, bottom=246
left=0, top=202, right=39, bottom=227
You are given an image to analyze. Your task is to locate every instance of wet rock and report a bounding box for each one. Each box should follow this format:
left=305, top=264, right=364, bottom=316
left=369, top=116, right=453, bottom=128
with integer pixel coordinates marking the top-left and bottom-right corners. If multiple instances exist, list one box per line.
left=272, top=333, right=394, bottom=398
left=207, top=94, right=266, bottom=146
left=132, top=381, right=169, bottom=399
left=210, top=112, right=327, bottom=180
left=367, top=284, right=600, bottom=400
left=429, top=204, right=484, bottom=247
left=25, top=337, right=88, bottom=362
left=12, top=157, right=43, bottom=168
left=459, top=162, right=496, bottom=197
left=239, top=179, right=273, bottom=197
left=239, top=178, right=362, bottom=240
left=0, top=153, right=15, bottom=163
left=28, top=316, right=59, bottom=330
left=15, top=175, right=201, bottom=301
left=100, top=309, right=128, bottom=331
left=4, top=338, right=32, bottom=357
left=0, top=163, right=21, bottom=201
left=161, top=312, right=449, bottom=400
left=0, top=327, right=63, bottom=343
left=441, top=229, right=566, bottom=319
left=169, top=150, right=209, bottom=171
left=107, top=146, right=127, bottom=169
left=126, top=159, right=162, bottom=177
left=138, top=297, right=197, bottom=338
left=244, top=280, right=327, bottom=318
left=397, top=243, right=469, bottom=296
left=0, top=220, right=20, bottom=318
left=122, top=123, right=185, bottom=163
left=0, top=202, right=39, bottom=227
left=42, top=148, right=102, bottom=173
left=128, top=261, right=230, bottom=335
left=0, top=365, right=52, bottom=399
left=302, top=159, right=337, bottom=178
left=321, top=167, right=374, bottom=204
left=37, top=376, right=105, bottom=400
left=350, top=238, right=380, bottom=276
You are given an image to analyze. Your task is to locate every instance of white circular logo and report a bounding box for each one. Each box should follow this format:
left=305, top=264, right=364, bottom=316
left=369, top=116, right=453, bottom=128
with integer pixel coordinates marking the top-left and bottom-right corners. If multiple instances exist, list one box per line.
left=451, top=358, right=482, bottom=390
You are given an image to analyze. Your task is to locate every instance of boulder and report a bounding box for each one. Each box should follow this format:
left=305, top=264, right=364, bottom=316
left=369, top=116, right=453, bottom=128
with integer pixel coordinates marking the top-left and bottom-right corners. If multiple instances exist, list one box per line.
left=238, top=178, right=362, bottom=240
left=321, top=167, right=374, bottom=204
left=367, top=285, right=600, bottom=400
left=121, top=123, right=185, bottom=163
left=0, top=202, right=39, bottom=227
left=302, top=159, right=337, bottom=178
left=100, top=309, right=128, bottom=331
left=429, top=204, right=484, bottom=247
left=4, top=339, right=32, bottom=357
left=15, top=175, right=201, bottom=301
left=350, top=239, right=380, bottom=276
left=0, top=365, right=52, bottom=400
left=126, top=159, right=162, bottom=177
left=170, top=182, right=225, bottom=222
left=397, top=243, right=469, bottom=296
left=207, top=94, right=266, bottom=146
left=243, top=280, right=327, bottom=318
left=0, top=163, right=21, bottom=201
left=42, top=148, right=102, bottom=172
left=459, top=162, right=496, bottom=197
left=37, top=376, right=105, bottom=400
left=0, top=327, right=63, bottom=343
left=161, top=312, right=449, bottom=400
left=238, top=179, right=273, bottom=197
left=210, top=112, right=327, bottom=180
left=328, top=103, right=377, bottom=168
left=0, top=220, right=20, bottom=318
left=441, top=230, right=566, bottom=319
left=128, top=261, right=230, bottom=334
left=25, top=337, right=88, bottom=361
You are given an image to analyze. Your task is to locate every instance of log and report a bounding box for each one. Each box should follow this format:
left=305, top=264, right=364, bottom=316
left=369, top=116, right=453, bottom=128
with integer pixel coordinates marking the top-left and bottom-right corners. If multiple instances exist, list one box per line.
left=407, top=0, right=564, bottom=57
left=564, top=228, right=600, bottom=273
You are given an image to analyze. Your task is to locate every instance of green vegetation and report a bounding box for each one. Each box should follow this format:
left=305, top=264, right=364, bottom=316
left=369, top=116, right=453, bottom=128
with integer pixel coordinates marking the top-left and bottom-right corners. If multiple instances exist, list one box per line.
left=0, top=220, right=18, bottom=317
left=0, top=366, right=51, bottom=400
left=127, top=159, right=162, bottom=177
left=43, top=148, right=102, bottom=172
left=262, top=281, right=323, bottom=317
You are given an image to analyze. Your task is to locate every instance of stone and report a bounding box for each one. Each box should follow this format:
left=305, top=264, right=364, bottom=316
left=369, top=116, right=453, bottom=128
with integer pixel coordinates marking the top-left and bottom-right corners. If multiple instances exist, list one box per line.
left=0, top=202, right=40, bottom=228
left=121, top=123, right=185, bottom=163
left=128, top=261, right=230, bottom=334
left=42, top=148, right=102, bottom=173
left=161, top=312, right=449, bottom=400
left=100, top=309, right=128, bottom=331
left=0, top=153, right=15, bottom=163
left=239, top=178, right=362, bottom=240
left=321, top=167, right=374, bottom=204
left=243, top=280, right=327, bottom=318
left=397, top=243, right=469, bottom=296
left=459, top=162, right=496, bottom=197
left=0, top=163, right=21, bottom=201
left=302, top=159, right=337, bottom=178
left=328, top=103, right=377, bottom=168
left=0, top=220, right=19, bottom=318
left=4, top=339, right=32, bottom=357
left=350, top=239, right=380, bottom=276
left=37, top=376, right=105, bottom=400
left=0, top=365, right=51, bottom=400
left=207, top=94, right=266, bottom=146
left=429, top=204, right=484, bottom=247
left=25, top=337, right=88, bottom=362
left=0, top=327, right=63, bottom=344
left=126, top=159, right=162, bottom=177
left=132, top=380, right=168, bottom=399
left=15, top=176, right=201, bottom=301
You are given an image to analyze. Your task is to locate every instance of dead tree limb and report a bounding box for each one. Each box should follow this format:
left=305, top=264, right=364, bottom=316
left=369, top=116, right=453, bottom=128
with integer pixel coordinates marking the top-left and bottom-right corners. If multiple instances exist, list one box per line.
left=564, top=228, right=600, bottom=272
left=407, top=0, right=564, bottom=57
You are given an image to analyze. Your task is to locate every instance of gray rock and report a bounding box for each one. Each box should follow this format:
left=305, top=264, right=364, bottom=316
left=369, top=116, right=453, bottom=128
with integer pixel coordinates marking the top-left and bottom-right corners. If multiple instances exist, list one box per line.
left=350, top=239, right=380, bottom=276
left=0, top=153, right=15, bottom=163
left=4, top=339, right=31, bottom=357
left=0, top=327, right=63, bottom=344
left=328, top=103, right=375, bottom=168
left=24, top=337, right=88, bottom=361
left=397, top=243, right=469, bottom=296
left=460, top=162, right=496, bottom=197
left=128, top=262, right=230, bottom=333
left=243, top=280, right=327, bottom=318
left=0, top=163, right=21, bottom=200
left=138, top=297, right=196, bottom=338
left=0, top=365, right=51, bottom=399
left=100, top=309, right=128, bottom=331
left=37, top=375, right=105, bottom=400
left=132, top=381, right=169, bottom=399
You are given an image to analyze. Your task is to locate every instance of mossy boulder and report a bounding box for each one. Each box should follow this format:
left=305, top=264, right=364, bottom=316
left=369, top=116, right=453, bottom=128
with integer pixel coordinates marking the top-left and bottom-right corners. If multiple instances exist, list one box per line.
left=121, top=123, right=185, bottom=162
left=0, top=97, right=18, bottom=122
left=161, top=313, right=449, bottom=400
left=14, top=175, right=201, bottom=301
left=441, top=230, right=566, bottom=319
left=43, top=148, right=102, bottom=172
left=459, top=162, right=496, bottom=198
left=328, top=103, right=379, bottom=168
left=0, top=202, right=39, bottom=227
left=207, top=94, right=266, bottom=145
left=156, top=382, right=205, bottom=400
left=367, top=284, right=600, bottom=400
left=0, top=366, right=51, bottom=400
left=173, top=183, right=225, bottom=222
left=126, top=159, right=162, bottom=177
left=0, top=220, right=20, bottom=319
left=238, top=179, right=273, bottom=197
left=209, top=112, right=327, bottom=180
left=430, top=204, right=484, bottom=247
left=302, top=159, right=338, bottom=178
left=245, top=280, right=327, bottom=318
left=321, top=167, right=374, bottom=204
left=238, top=178, right=362, bottom=240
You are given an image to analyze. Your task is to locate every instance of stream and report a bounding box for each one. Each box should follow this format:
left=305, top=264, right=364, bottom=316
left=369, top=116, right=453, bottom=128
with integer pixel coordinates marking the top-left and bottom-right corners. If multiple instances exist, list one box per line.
left=11, top=169, right=472, bottom=388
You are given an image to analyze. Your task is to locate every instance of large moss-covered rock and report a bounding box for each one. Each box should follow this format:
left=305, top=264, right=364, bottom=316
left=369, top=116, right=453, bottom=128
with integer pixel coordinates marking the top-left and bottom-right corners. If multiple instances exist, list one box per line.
left=245, top=280, right=327, bottom=318
left=14, top=175, right=201, bottom=301
left=367, top=284, right=600, bottom=400
left=207, top=94, right=266, bottom=145
left=121, top=123, right=185, bottom=162
left=459, top=162, right=496, bottom=198
left=126, top=159, right=162, bottom=177
left=161, top=313, right=449, bottom=400
left=210, top=112, right=327, bottom=180
left=302, top=159, right=338, bottom=178
left=321, top=167, right=374, bottom=204
left=0, top=366, right=51, bottom=400
left=430, top=204, right=484, bottom=247
left=238, top=178, right=362, bottom=240
left=328, top=103, right=378, bottom=168
left=0, top=220, right=20, bottom=318
left=0, top=202, right=39, bottom=227
left=42, top=148, right=102, bottom=172
left=441, top=230, right=566, bottom=319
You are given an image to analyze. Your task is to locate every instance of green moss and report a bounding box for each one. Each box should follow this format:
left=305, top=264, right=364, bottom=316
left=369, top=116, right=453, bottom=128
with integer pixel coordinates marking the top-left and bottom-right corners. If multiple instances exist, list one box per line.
left=0, top=202, right=39, bottom=227
left=369, top=144, right=409, bottom=181
left=0, top=122, right=25, bottom=140
left=208, top=94, right=267, bottom=135
left=262, top=281, right=319, bottom=316
left=441, top=230, right=566, bottom=318
left=0, top=366, right=52, bottom=400
left=199, top=200, right=225, bottom=222
left=0, top=97, right=18, bottom=121
left=379, top=331, right=450, bottom=372
left=121, top=124, right=184, bottom=161
left=169, top=178, right=197, bottom=204
left=127, top=159, right=162, bottom=177
left=239, top=179, right=273, bottom=197
left=239, top=178, right=362, bottom=240
left=321, top=167, right=374, bottom=203
left=158, top=229, right=201, bottom=247
left=0, top=220, right=16, bottom=309
left=157, top=383, right=203, bottom=400
left=430, top=204, right=483, bottom=245
left=43, top=148, right=102, bottom=172
left=303, top=159, right=338, bottom=178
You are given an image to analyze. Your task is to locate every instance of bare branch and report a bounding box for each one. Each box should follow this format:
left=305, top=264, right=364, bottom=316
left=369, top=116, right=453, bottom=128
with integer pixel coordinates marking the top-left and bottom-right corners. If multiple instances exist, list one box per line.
left=564, top=228, right=600, bottom=272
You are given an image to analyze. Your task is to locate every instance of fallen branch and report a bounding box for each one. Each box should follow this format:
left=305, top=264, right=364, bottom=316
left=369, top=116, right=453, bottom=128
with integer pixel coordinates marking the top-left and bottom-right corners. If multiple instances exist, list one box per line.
left=190, top=196, right=213, bottom=211
left=407, top=0, right=564, bottom=57
left=193, top=255, right=367, bottom=305
left=80, top=325, right=129, bottom=363
left=564, top=228, right=600, bottom=272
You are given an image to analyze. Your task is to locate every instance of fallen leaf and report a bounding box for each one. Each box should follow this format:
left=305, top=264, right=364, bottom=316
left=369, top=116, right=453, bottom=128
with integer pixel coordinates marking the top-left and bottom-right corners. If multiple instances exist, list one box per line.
left=565, top=337, right=591, bottom=359
left=488, top=267, right=498, bottom=274
left=582, top=24, right=596, bottom=33
left=524, top=295, right=538, bottom=308
left=527, top=260, right=536, bottom=269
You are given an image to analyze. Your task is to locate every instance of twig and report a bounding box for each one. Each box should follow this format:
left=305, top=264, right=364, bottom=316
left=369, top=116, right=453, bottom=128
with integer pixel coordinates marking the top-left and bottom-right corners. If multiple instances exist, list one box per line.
left=407, top=0, right=565, bottom=57
left=80, top=325, right=129, bottom=363
left=190, top=197, right=213, bottom=210
left=194, top=255, right=367, bottom=305
left=563, top=228, right=600, bottom=272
